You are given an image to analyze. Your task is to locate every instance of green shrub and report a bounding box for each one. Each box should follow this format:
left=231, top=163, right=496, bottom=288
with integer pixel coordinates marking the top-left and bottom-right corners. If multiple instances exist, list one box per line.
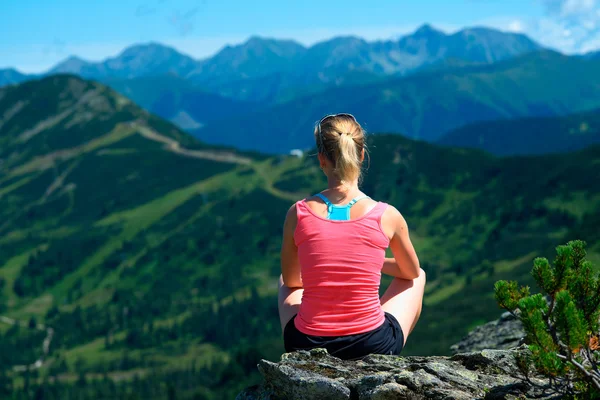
left=495, top=240, right=600, bottom=398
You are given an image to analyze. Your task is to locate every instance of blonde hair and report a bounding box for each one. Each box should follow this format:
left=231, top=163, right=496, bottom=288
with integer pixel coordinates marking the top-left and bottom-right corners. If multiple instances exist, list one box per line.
left=315, top=114, right=366, bottom=183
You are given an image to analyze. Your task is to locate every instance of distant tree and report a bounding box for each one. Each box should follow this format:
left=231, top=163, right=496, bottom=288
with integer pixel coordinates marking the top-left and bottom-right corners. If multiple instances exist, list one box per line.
left=0, top=368, right=13, bottom=397
left=104, top=331, right=112, bottom=349
left=77, top=369, right=86, bottom=387
left=480, top=260, right=494, bottom=277
left=495, top=240, right=600, bottom=398
left=167, top=383, right=177, bottom=400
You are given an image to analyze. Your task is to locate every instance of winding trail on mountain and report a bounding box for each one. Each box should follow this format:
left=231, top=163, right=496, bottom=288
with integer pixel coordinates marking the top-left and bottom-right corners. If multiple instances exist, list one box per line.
left=135, top=123, right=252, bottom=165
left=134, top=122, right=302, bottom=202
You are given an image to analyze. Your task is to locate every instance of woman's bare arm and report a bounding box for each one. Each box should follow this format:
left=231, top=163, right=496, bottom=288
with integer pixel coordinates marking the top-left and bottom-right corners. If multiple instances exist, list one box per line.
left=281, top=204, right=303, bottom=288
left=381, top=206, right=420, bottom=280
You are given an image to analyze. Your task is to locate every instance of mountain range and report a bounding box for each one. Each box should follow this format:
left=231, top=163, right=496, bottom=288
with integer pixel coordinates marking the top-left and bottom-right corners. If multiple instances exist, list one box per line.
left=189, top=25, right=541, bottom=102
left=1, top=75, right=599, bottom=398
left=5, top=24, right=540, bottom=86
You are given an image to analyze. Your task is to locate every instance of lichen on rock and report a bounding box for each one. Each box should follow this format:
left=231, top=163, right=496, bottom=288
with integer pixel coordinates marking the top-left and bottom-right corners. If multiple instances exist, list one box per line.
left=450, top=312, right=525, bottom=355
left=236, top=346, right=553, bottom=400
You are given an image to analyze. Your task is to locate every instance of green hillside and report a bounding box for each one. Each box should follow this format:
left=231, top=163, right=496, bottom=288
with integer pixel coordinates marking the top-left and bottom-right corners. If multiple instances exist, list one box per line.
left=1, top=75, right=599, bottom=399
left=193, top=51, right=600, bottom=153
left=438, top=107, right=600, bottom=155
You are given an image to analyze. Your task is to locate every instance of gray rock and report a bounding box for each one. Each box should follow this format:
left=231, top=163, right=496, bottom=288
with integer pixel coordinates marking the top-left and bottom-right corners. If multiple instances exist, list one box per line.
left=237, top=346, right=553, bottom=400
left=450, top=312, right=525, bottom=354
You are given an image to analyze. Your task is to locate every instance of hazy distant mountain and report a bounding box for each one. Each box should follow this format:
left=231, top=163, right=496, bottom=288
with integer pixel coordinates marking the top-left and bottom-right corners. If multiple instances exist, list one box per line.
left=0, top=68, right=32, bottom=86
left=187, top=36, right=307, bottom=84
left=48, top=55, right=93, bottom=75
left=49, top=43, right=199, bottom=79
left=193, top=51, right=600, bottom=153
left=301, top=24, right=542, bottom=78
left=431, top=26, right=541, bottom=63
left=438, top=108, right=600, bottom=156
left=105, top=75, right=260, bottom=129
left=200, top=25, right=543, bottom=102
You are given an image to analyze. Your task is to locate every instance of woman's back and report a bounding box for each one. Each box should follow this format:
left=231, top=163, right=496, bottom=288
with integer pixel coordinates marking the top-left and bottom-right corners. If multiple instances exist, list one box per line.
left=293, top=197, right=389, bottom=336
left=278, top=113, right=425, bottom=360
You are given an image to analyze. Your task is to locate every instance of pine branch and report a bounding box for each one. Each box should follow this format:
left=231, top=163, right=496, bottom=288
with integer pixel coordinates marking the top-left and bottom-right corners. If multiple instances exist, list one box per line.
left=587, top=348, right=599, bottom=373
left=556, top=353, right=600, bottom=390
left=545, top=313, right=569, bottom=355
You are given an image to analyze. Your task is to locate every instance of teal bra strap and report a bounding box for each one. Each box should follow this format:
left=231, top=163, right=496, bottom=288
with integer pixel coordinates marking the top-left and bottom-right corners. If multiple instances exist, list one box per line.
left=315, top=193, right=334, bottom=216
left=346, top=195, right=369, bottom=207
left=314, top=193, right=370, bottom=220
left=314, top=193, right=333, bottom=206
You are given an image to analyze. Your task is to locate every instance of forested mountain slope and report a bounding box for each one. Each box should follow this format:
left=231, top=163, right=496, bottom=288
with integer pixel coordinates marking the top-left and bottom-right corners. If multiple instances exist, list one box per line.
left=437, top=107, right=600, bottom=155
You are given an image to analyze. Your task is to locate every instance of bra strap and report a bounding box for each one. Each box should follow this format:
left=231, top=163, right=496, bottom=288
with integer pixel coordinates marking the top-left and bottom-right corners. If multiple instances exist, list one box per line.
left=314, top=193, right=333, bottom=206
left=314, top=193, right=334, bottom=216
left=347, top=195, right=370, bottom=207
left=314, top=193, right=370, bottom=220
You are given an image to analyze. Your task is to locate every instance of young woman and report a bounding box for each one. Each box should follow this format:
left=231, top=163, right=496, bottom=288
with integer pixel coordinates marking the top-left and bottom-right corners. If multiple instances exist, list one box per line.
left=278, top=113, right=425, bottom=360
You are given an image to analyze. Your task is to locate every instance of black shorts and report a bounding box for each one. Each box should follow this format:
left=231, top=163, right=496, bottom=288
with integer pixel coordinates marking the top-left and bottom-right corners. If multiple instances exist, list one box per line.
left=283, top=312, right=404, bottom=360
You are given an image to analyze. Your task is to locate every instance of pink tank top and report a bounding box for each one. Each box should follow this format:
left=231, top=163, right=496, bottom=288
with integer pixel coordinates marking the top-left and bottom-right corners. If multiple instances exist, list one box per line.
left=293, top=199, right=390, bottom=336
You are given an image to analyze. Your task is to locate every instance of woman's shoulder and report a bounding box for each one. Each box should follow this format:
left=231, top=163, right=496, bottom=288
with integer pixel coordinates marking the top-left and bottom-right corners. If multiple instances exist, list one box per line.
left=282, top=203, right=301, bottom=238
left=286, top=201, right=300, bottom=219
left=380, top=203, right=405, bottom=220
left=380, top=203, right=409, bottom=236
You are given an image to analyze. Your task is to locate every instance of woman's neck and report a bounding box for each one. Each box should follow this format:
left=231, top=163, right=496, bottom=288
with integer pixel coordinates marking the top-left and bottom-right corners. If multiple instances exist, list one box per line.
left=325, top=176, right=361, bottom=200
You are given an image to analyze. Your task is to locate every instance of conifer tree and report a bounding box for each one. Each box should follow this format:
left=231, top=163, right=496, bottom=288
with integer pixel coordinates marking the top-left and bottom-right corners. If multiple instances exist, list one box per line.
left=495, top=240, right=600, bottom=397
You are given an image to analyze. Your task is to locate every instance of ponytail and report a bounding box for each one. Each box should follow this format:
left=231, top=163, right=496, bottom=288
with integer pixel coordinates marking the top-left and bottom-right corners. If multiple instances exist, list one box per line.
left=335, top=133, right=361, bottom=182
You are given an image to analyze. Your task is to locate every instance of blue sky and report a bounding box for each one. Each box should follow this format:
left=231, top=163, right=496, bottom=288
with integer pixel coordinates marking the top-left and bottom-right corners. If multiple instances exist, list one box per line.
left=2, top=0, right=599, bottom=73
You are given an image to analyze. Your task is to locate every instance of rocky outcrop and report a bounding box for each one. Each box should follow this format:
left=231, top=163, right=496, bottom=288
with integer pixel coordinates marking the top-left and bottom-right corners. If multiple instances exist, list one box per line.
left=237, top=346, right=552, bottom=400
left=450, top=312, right=525, bottom=354
left=237, top=313, right=537, bottom=399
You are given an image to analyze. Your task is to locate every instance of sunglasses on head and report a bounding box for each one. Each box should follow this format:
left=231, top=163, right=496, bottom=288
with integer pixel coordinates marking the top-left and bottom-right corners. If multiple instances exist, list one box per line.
left=317, top=113, right=358, bottom=131
left=316, top=113, right=358, bottom=155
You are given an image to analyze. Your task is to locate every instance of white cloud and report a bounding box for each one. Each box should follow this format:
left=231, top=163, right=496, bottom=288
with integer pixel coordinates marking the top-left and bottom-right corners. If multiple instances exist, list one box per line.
left=508, top=20, right=526, bottom=33
left=549, top=0, right=597, bottom=17
left=536, top=0, right=600, bottom=53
